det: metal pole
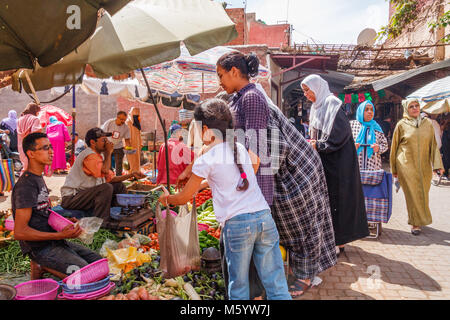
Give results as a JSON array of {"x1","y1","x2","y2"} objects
[
  {"x1": 140, "y1": 68, "x2": 171, "y2": 193},
  {"x1": 71, "y1": 86, "x2": 76, "y2": 162}
]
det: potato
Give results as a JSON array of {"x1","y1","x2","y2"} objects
[
  {"x1": 138, "y1": 287, "x2": 149, "y2": 300},
  {"x1": 126, "y1": 292, "x2": 140, "y2": 300},
  {"x1": 115, "y1": 294, "x2": 126, "y2": 300}
]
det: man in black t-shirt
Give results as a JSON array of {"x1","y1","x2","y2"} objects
[{"x1": 12, "y1": 132, "x2": 102, "y2": 275}]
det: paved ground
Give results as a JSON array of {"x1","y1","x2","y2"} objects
[{"x1": 1, "y1": 172, "x2": 449, "y2": 300}]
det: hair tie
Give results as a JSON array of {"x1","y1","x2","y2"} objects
[{"x1": 241, "y1": 172, "x2": 247, "y2": 180}]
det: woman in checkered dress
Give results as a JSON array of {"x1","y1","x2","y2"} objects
[
  {"x1": 217, "y1": 52, "x2": 337, "y2": 298},
  {"x1": 350, "y1": 101, "x2": 388, "y2": 171}
]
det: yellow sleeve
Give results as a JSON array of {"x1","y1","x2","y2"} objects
[{"x1": 390, "y1": 123, "x2": 401, "y2": 176}]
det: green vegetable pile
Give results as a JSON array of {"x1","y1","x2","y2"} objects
[
  {"x1": 0, "y1": 229, "x2": 120, "y2": 275},
  {"x1": 183, "y1": 271, "x2": 226, "y2": 300},
  {"x1": 69, "y1": 228, "x2": 121, "y2": 252},
  {"x1": 147, "y1": 187, "x2": 180, "y2": 214},
  {"x1": 198, "y1": 230, "x2": 219, "y2": 252},
  {"x1": 0, "y1": 241, "x2": 31, "y2": 274},
  {"x1": 196, "y1": 199, "x2": 219, "y2": 229}
]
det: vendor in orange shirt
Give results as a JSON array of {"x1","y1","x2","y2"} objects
[
  {"x1": 60, "y1": 128, "x2": 145, "y2": 219},
  {"x1": 156, "y1": 125, "x2": 194, "y2": 186}
]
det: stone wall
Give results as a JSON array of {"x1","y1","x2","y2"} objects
[
  {"x1": 386, "y1": 0, "x2": 450, "y2": 60},
  {"x1": 225, "y1": 8, "x2": 246, "y2": 45}
]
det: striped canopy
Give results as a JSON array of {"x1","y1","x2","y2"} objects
[{"x1": 140, "y1": 45, "x2": 271, "y2": 94}]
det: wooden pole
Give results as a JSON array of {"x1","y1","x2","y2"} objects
[
  {"x1": 23, "y1": 70, "x2": 40, "y2": 105},
  {"x1": 97, "y1": 95, "x2": 101, "y2": 127}
]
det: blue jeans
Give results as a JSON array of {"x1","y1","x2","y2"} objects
[{"x1": 223, "y1": 209, "x2": 291, "y2": 300}]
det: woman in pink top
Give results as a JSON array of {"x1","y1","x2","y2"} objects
[
  {"x1": 17, "y1": 103, "x2": 42, "y2": 173},
  {"x1": 46, "y1": 116, "x2": 71, "y2": 174},
  {"x1": 156, "y1": 125, "x2": 194, "y2": 185}
]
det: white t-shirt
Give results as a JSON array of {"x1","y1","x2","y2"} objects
[
  {"x1": 192, "y1": 142, "x2": 270, "y2": 226},
  {"x1": 101, "y1": 118, "x2": 131, "y2": 149}
]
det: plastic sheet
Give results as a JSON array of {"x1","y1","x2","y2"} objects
[{"x1": 77, "y1": 217, "x2": 103, "y2": 245}]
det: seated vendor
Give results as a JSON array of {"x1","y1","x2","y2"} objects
[
  {"x1": 60, "y1": 127, "x2": 145, "y2": 219},
  {"x1": 156, "y1": 125, "x2": 194, "y2": 185},
  {"x1": 12, "y1": 132, "x2": 102, "y2": 275}
]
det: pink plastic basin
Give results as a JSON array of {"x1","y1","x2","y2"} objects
[
  {"x1": 48, "y1": 210, "x2": 74, "y2": 232},
  {"x1": 63, "y1": 259, "x2": 109, "y2": 286},
  {"x1": 15, "y1": 279, "x2": 59, "y2": 300}
]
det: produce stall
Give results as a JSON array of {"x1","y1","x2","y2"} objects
[{"x1": 0, "y1": 182, "x2": 225, "y2": 300}]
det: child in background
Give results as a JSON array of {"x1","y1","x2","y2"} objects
[{"x1": 158, "y1": 98, "x2": 291, "y2": 300}]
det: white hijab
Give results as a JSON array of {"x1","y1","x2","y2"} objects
[{"x1": 301, "y1": 74, "x2": 342, "y2": 140}]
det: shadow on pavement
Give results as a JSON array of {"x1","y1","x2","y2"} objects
[
  {"x1": 363, "y1": 226, "x2": 450, "y2": 247},
  {"x1": 342, "y1": 245, "x2": 441, "y2": 292}
]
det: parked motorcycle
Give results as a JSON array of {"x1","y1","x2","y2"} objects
[{"x1": 0, "y1": 133, "x2": 23, "y2": 173}]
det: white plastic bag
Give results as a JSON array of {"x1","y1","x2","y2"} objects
[{"x1": 77, "y1": 217, "x2": 103, "y2": 244}]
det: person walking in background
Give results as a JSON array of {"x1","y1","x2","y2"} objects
[
  {"x1": 350, "y1": 100, "x2": 388, "y2": 171},
  {"x1": 425, "y1": 113, "x2": 443, "y2": 150},
  {"x1": 46, "y1": 116, "x2": 71, "y2": 174},
  {"x1": 0, "y1": 110, "x2": 19, "y2": 152},
  {"x1": 65, "y1": 133, "x2": 86, "y2": 163},
  {"x1": 125, "y1": 107, "x2": 142, "y2": 173},
  {"x1": 390, "y1": 99, "x2": 444, "y2": 236},
  {"x1": 301, "y1": 74, "x2": 369, "y2": 256},
  {"x1": 101, "y1": 111, "x2": 131, "y2": 176},
  {"x1": 17, "y1": 103, "x2": 42, "y2": 174}
]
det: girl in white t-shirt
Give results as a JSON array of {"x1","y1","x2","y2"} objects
[{"x1": 159, "y1": 98, "x2": 290, "y2": 300}]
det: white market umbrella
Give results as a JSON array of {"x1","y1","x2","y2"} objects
[
  {"x1": 407, "y1": 76, "x2": 450, "y2": 114},
  {"x1": 51, "y1": 76, "x2": 148, "y2": 126}
]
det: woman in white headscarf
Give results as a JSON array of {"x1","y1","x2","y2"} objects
[
  {"x1": 390, "y1": 99, "x2": 443, "y2": 235},
  {"x1": 0, "y1": 110, "x2": 18, "y2": 152},
  {"x1": 301, "y1": 75, "x2": 369, "y2": 255}
]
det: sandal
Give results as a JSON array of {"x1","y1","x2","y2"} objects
[{"x1": 289, "y1": 279, "x2": 311, "y2": 298}]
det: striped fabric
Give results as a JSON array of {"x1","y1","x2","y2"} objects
[
  {"x1": 365, "y1": 197, "x2": 390, "y2": 223},
  {"x1": 0, "y1": 159, "x2": 15, "y2": 192},
  {"x1": 360, "y1": 169, "x2": 384, "y2": 186}
]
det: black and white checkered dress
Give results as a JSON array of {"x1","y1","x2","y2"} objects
[
  {"x1": 267, "y1": 105, "x2": 337, "y2": 280},
  {"x1": 350, "y1": 120, "x2": 388, "y2": 171}
]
